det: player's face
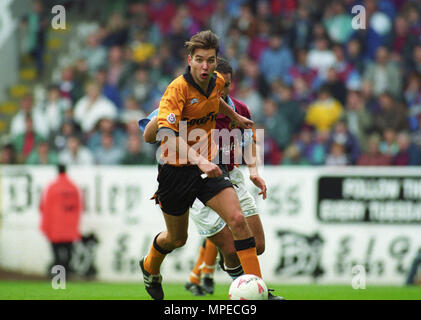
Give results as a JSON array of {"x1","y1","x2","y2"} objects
[
  {"x1": 220, "y1": 72, "x2": 232, "y2": 99},
  {"x1": 188, "y1": 48, "x2": 217, "y2": 88}
]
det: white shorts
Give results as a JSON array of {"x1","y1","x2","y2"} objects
[{"x1": 190, "y1": 166, "x2": 258, "y2": 237}]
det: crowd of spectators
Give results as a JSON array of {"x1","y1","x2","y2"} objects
[{"x1": 2, "y1": 0, "x2": 421, "y2": 167}]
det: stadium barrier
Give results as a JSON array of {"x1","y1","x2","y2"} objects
[{"x1": 1, "y1": 165, "x2": 420, "y2": 285}]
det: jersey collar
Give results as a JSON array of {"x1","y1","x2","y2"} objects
[{"x1": 183, "y1": 66, "x2": 217, "y2": 98}]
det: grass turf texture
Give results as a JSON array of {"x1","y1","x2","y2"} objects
[{"x1": 0, "y1": 281, "x2": 420, "y2": 300}]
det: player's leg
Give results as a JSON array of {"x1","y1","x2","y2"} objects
[
  {"x1": 244, "y1": 214, "x2": 265, "y2": 255},
  {"x1": 144, "y1": 210, "x2": 189, "y2": 271},
  {"x1": 141, "y1": 164, "x2": 199, "y2": 300},
  {"x1": 201, "y1": 238, "x2": 218, "y2": 294},
  {"x1": 205, "y1": 187, "x2": 262, "y2": 278},
  {"x1": 141, "y1": 210, "x2": 189, "y2": 300},
  {"x1": 185, "y1": 239, "x2": 206, "y2": 296},
  {"x1": 208, "y1": 225, "x2": 244, "y2": 280}
]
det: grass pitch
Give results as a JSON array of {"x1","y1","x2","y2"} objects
[{"x1": 0, "y1": 281, "x2": 420, "y2": 300}]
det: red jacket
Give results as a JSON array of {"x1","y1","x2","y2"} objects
[{"x1": 40, "y1": 173, "x2": 83, "y2": 243}]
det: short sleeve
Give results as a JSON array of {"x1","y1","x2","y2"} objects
[{"x1": 157, "y1": 82, "x2": 186, "y2": 133}]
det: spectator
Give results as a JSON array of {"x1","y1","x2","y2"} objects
[
  {"x1": 93, "y1": 133, "x2": 125, "y2": 165},
  {"x1": 408, "y1": 44, "x2": 421, "y2": 74},
  {"x1": 10, "y1": 94, "x2": 48, "y2": 139},
  {"x1": 326, "y1": 120, "x2": 361, "y2": 165},
  {"x1": 235, "y1": 82, "x2": 264, "y2": 123},
  {"x1": 58, "y1": 66, "x2": 84, "y2": 104},
  {"x1": 12, "y1": 115, "x2": 44, "y2": 164},
  {"x1": 285, "y1": 48, "x2": 320, "y2": 92},
  {"x1": 305, "y1": 85, "x2": 343, "y2": 133},
  {"x1": 40, "y1": 164, "x2": 83, "y2": 278},
  {"x1": 130, "y1": 30, "x2": 156, "y2": 64},
  {"x1": 73, "y1": 81, "x2": 118, "y2": 135},
  {"x1": 210, "y1": 0, "x2": 232, "y2": 41},
  {"x1": 307, "y1": 130, "x2": 329, "y2": 165},
  {"x1": 288, "y1": 6, "x2": 312, "y2": 50},
  {"x1": 357, "y1": 133, "x2": 391, "y2": 166},
  {"x1": 342, "y1": 90, "x2": 373, "y2": 150},
  {"x1": 379, "y1": 128, "x2": 399, "y2": 157},
  {"x1": 26, "y1": 140, "x2": 58, "y2": 165},
  {"x1": 307, "y1": 37, "x2": 336, "y2": 81},
  {"x1": 123, "y1": 66, "x2": 158, "y2": 109},
  {"x1": 372, "y1": 92, "x2": 408, "y2": 134},
  {"x1": 101, "y1": 12, "x2": 129, "y2": 47},
  {"x1": 346, "y1": 38, "x2": 366, "y2": 76},
  {"x1": 95, "y1": 68, "x2": 122, "y2": 110},
  {"x1": 58, "y1": 135, "x2": 94, "y2": 165},
  {"x1": 122, "y1": 134, "x2": 156, "y2": 165},
  {"x1": 259, "y1": 97, "x2": 292, "y2": 150},
  {"x1": 325, "y1": 142, "x2": 348, "y2": 166},
  {"x1": 37, "y1": 84, "x2": 71, "y2": 137},
  {"x1": 80, "y1": 33, "x2": 107, "y2": 73},
  {"x1": 393, "y1": 131, "x2": 411, "y2": 165},
  {"x1": 51, "y1": 120, "x2": 81, "y2": 153},
  {"x1": 146, "y1": 0, "x2": 177, "y2": 35},
  {"x1": 323, "y1": 2, "x2": 353, "y2": 45},
  {"x1": 106, "y1": 45, "x2": 131, "y2": 89},
  {"x1": 282, "y1": 144, "x2": 309, "y2": 165},
  {"x1": 332, "y1": 43, "x2": 355, "y2": 85},
  {"x1": 404, "y1": 72, "x2": 421, "y2": 131},
  {"x1": 26, "y1": 0, "x2": 47, "y2": 77},
  {"x1": 271, "y1": 82, "x2": 304, "y2": 135},
  {"x1": 363, "y1": 46, "x2": 402, "y2": 97},
  {"x1": 87, "y1": 118, "x2": 127, "y2": 152},
  {"x1": 119, "y1": 96, "x2": 147, "y2": 125},
  {"x1": 325, "y1": 67, "x2": 347, "y2": 105},
  {"x1": 0, "y1": 143, "x2": 17, "y2": 164},
  {"x1": 247, "y1": 19, "x2": 271, "y2": 62},
  {"x1": 259, "y1": 33, "x2": 294, "y2": 86}
]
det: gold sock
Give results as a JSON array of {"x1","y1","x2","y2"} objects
[
  {"x1": 234, "y1": 237, "x2": 262, "y2": 278},
  {"x1": 202, "y1": 239, "x2": 218, "y2": 276},
  {"x1": 143, "y1": 234, "x2": 171, "y2": 275},
  {"x1": 189, "y1": 244, "x2": 206, "y2": 285}
]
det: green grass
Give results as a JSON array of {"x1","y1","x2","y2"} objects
[{"x1": 0, "y1": 281, "x2": 420, "y2": 300}]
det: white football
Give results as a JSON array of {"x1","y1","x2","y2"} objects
[{"x1": 229, "y1": 274, "x2": 268, "y2": 300}]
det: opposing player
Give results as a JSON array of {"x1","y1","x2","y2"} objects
[
  {"x1": 140, "y1": 58, "x2": 283, "y2": 300},
  {"x1": 139, "y1": 30, "x2": 261, "y2": 301}
]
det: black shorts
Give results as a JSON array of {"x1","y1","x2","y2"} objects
[{"x1": 154, "y1": 163, "x2": 233, "y2": 216}]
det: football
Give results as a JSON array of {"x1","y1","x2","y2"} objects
[{"x1": 229, "y1": 274, "x2": 268, "y2": 300}]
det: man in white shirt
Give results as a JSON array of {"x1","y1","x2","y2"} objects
[{"x1": 73, "y1": 81, "x2": 118, "y2": 134}]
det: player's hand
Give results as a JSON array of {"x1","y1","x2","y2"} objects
[
  {"x1": 198, "y1": 161, "x2": 222, "y2": 178},
  {"x1": 250, "y1": 175, "x2": 267, "y2": 200},
  {"x1": 236, "y1": 114, "x2": 253, "y2": 129}
]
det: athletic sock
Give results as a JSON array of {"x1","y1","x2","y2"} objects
[
  {"x1": 189, "y1": 240, "x2": 206, "y2": 285},
  {"x1": 202, "y1": 239, "x2": 217, "y2": 277},
  {"x1": 234, "y1": 237, "x2": 262, "y2": 278},
  {"x1": 144, "y1": 233, "x2": 172, "y2": 275},
  {"x1": 224, "y1": 264, "x2": 244, "y2": 280}
]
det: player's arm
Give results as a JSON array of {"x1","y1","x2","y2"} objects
[
  {"x1": 144, "y1": 116, "x2": 158, "y2": 143},
  {"x1": 219, "y1": 98, "x2": 253, "y2": 129},
  {"x1": 243, "y1": 125, "x2": 267, "y2": 199}
]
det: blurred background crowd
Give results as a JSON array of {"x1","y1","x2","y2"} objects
[{"x1": 1, "y1": 0, "x2": 421, "y2": 167}]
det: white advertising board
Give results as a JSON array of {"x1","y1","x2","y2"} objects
[{"x1": 1, "y1": 165, "x2": 420, "y2": 285}]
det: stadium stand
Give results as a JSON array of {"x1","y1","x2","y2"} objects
[{"x1": 1, "y1": 0, "x2": 421, "y2": 166}]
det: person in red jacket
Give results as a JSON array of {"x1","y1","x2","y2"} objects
[{"x1": 40, "y1": 164, "x2": 83, "y2": 277}]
